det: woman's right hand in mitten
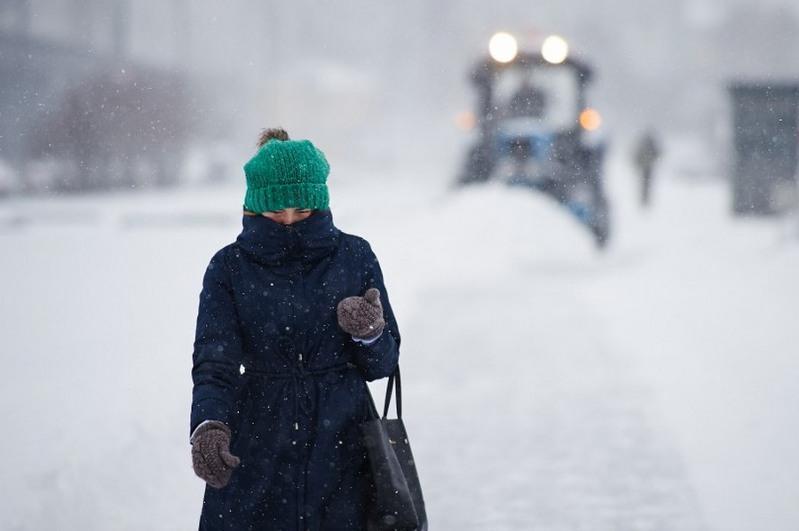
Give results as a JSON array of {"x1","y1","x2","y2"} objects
[{"x1": 190, "y1": 420, "x2": 240, "y2": 489}]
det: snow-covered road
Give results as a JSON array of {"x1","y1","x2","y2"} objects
[
  {"x1": 405, "y1": 279, "x2": 705, "y2": 530},
  {"x1": 1, "y1": 155, "x2": 797, "y2": 530}
]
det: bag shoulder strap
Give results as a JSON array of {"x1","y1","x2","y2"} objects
[{"x1": 382, "y1": 365, "x2": 402, "y2": 419}]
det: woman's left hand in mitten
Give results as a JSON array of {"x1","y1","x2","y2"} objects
[{"x1": 337, "y1": 288, "x2": 385, "y2": 340}]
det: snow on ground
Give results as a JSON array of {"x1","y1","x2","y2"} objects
[
  {"x1": 0, "y1": 151, "x2": 797, "y2": 530},
  {"x1": 581, "y1": 158, "x2": 799, "y2": 531}
]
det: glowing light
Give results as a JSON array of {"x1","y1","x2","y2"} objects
[
  {"x1": 454, "y1": 111, "x2": 476, "y2": 131},
  {"x1": 579, "y1": 108, "x2": 602, "y2": 131},
  {"x1": 541, "y1": 35, "x2": 569, "y2": 64},
  {"x1": 489, "y1": 32, "x2": 518, "y2": 63}
]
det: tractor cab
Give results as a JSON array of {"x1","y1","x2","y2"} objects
[{"x1": 457, "y1": 33, "x2": 610, "y2": 248}]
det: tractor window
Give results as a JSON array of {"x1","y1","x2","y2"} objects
[{"x1": 493, "y1": 65, "x2": 579, "y2": 130}]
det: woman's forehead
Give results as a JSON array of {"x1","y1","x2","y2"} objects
[{"x1": 267, "y1": 208, "x2": 313, "y2": 213}]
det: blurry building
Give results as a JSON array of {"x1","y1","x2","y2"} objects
[
  {"x1": 728, "y1": 83, "x2": 799, "y2": 216},
  {"x1": 0, "y1": 0, "x2": 201, "y2": 192},
  {"x1": 0, "y1": 0, "x2": 104, "y2": 186}
]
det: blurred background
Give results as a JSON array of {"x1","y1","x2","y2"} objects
[{"x1": 1, "y1": 1, "x2": 798, "y2": 530}]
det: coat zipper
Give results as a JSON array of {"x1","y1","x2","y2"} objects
[
  {"x1": 295, "y1": 353, "x2": 303, "y2": 431},
  {"x1": 294, "y1": 255, "x2": 308, "y2": 531}
]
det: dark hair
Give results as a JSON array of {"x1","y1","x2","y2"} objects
[{"x1": 257, "y1": 127, "x2": 290, "y2": 147}]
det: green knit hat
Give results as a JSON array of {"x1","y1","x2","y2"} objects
[{"x1": 243, "y1": 139, "x2": 330, "y2": 213}]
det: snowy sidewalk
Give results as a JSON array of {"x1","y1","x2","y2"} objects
[{"x1": 400, "y1": 267, "x2": 706, "y2": 530}]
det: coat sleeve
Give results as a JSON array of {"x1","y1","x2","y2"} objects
[
  {"x1": 351, "y1": 242, "x2": 401, "y2": 381},
  {"x1": 189, "y1": 249, "x2": 244, "y2": 437}
]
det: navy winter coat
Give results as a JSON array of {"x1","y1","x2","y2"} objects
[{"x1": 190, "y1": 209, "x2": 400, "y2": 530}]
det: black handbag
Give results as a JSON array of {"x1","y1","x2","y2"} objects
[{"x1": 360, "y1": 366, "x2": 428, "y2": 531}]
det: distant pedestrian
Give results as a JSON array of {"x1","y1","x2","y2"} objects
[
  {"x1": 189, "y1": 128, "x2": 401, "y2": 530},
  {"x1": 633, "y1": 130, "x2": 661, "y2": 207}
]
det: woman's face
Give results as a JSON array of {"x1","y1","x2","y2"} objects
[{"x1": 262, "y1": 208, "x2": 313, "y2": 225}]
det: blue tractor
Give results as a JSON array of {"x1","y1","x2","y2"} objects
[{"x1": 456, "y1": 34, "x2": 611, "y2": 248}]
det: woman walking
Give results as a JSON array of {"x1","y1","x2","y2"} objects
[{"x1": 189, "y1": 128, "x2": 400, "y2": 530}]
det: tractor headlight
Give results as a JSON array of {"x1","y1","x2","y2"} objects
[
  {"x1": 542, "y1": 35, "x2": 569, "y2": 64},
  {"x1": 489, "y1": 32, "x2": 518, "y2": 63}
]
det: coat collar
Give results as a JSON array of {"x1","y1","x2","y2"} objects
[{"x1": 235, "y1": 209, "x2": 340, "y2": 265}]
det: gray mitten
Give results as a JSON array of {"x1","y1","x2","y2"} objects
[
  {"x1": 337, "y1": 287, "x2": 386, "y2": 340},
  {"x1": 190, "y1": 420, "x2": 240, "y2": 489}
]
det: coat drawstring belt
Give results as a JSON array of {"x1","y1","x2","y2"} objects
[{"x1": 245, "y1": 361, "x2": 354, "y2": 430}]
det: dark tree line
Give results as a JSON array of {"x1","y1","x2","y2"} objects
[{"x1": 28, "y1": 64, "x2": 192, "y2": 192}]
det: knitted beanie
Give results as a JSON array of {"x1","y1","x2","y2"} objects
[{"x1": 243, "y1": 139, "x2": 330, "y2": 213}]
